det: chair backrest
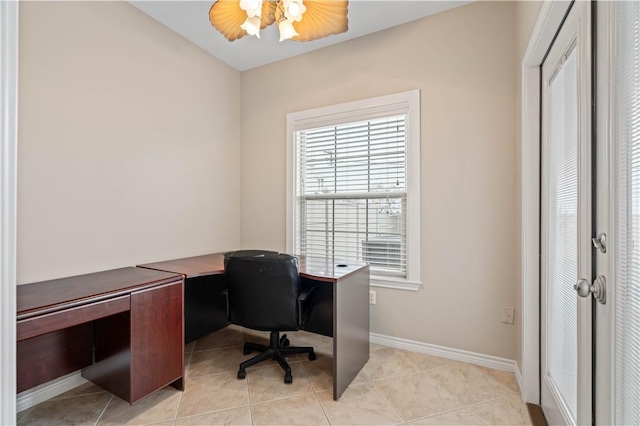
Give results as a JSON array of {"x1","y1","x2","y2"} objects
[{"x1": 224, "y1": 250, "x2": 302, "y2": 331}]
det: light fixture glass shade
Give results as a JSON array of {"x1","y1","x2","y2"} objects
[
  {"x1": 240, "y1": 15, "x2": 262, "y2": 38},
  {"x1": 239, "y1": 0, "x2": 262, "y2": 17},
  {"x1": 283, "y1": 0, "x2": 306, "y2": 22},
  {"x1": 278, "y1": 18, "x2": 298, "y2": 41}
]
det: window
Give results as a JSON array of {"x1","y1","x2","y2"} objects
[{"x1": 286, "y1": 90, "x2": 421, "y2": 290}]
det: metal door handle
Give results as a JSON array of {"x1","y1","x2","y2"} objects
[
  {"x1": 574, "y1": 276, "x2": 606, "y2": 304},
  {"x1": 592, "y1": 233, "x2": 607, "y2": 253}
]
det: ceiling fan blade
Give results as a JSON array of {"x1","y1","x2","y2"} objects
[
  {"x1": 291, "y1": 1, "x2": 348, "y2": 42},
  {"x1": 209, "y1": 0, "x2": 248, "y2": 41}
]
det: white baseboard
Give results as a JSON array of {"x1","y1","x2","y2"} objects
[
  {"x1": 16, "y1": 371, "x2": 87, "y2": 413},
  {"x1": 17, "y1": 334, "x2": 523, "y2": 413},
  {"x1": 370, "y1": 332, "x2": 518, "y2": 374},
  {"x1": 514, "y1": 362, "x2": 526, "y2": 396}
]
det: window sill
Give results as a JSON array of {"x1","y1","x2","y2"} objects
[{"x1": 370, "y1": 276, "x2": 421, "y2": 291}]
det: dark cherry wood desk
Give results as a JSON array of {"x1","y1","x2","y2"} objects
[
  {"x1": 138, "y1": 252, "x2": 370, "y2": 400},
  {"x1": 17, "y1": 267, "x2": 185, "y2": 405}
]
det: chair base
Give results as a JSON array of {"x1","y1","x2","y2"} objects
[{"x1": 238, "y1": 331, "x2": 316, "y2": 384}]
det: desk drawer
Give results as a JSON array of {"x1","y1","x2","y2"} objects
[{"x1": 17, "y1": 295, "x2": 130, "y2": 341}]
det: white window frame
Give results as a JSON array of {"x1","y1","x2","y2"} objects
[{"x1": 286, "y1": 90, "x2": 421, "y2": 291}]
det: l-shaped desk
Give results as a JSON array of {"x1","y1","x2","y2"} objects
[
  {"x1": 138, "y1": 253, "x2": 371, "y2": 401},
  {"x1": 17, "y1": 252, "x2": 370, "y2": 403}
]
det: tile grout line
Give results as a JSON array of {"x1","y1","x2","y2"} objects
[
  {"x1": 368, "y1": 369, "x2": 423, "y2": 383},
  {"x1": 310, "y1": 386, "x2": 332, "y2": 425},
  {"x1": 172, "y1": 346, "x2": 194, "y2": 426},
  {"x1": 300, "y1": 361, "x2": 332, "y2": 425},
  {"x1": 403, "y1": 380, "x2": 479, "y2": 426},
  {"x1": 369, "y1": 375, "x2": 408, "y2": 424},
  {"x1": 470, "y1": 409, "x2": 491, "y2": 426},
  {"x1": 93, "y1": 394, "x2": 114, "y2": 426},
  {"x1": 246, "y1": 373, "x2": 255, "y2": 426},
  {"x1": 373, "y1": 366, "x2": 497, "y2": 425},
  {"x1": 173, "y1": 344, "x2": 195, "y2": 426},
  {"x1": 250, "y1": 389, "x2": 318, "y2": 406},
  {"x1": 188, "y1": 345, "x2": 307, "y2": 380},
  {"x1": 469, "y1": 364, "x2": 520, "y2": 397},
  {"x1": 463, "y1": 393, "x2": 526, "y2": 409},
  {"x1": 175, "y1": 367, "x2": 252, "y2": 423},
  {"x1": 420, "y1": 367, "x2": 472, "y2": 419},
  {"x1": 171, "y1": 392, "x2": 182, "y2": 426},
  {"x1": 465, "y1": 394, "x2": 527, "y2": 426},
  {"x1": 420, "y1": 362, "x2": 519, "y2": 405},
  {"x1": 409, "y1": 393, "x2": 526, "y2": 426}
]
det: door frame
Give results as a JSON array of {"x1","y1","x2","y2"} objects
[
  {"x1": 0, "y1": 0, "x2": 18, "y2": 424},
  {"x1": 520, "y1": 0, "x2": 574, "y2": 404}
]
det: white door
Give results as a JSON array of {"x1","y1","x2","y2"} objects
[
  {"x1": 599, "y1": 1, "x2": 640, "y2": 424},
  {"x1": 540, "y1": 2, "x2": 592, "y2": 424}
]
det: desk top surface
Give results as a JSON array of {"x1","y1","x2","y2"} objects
[
  {"x1": 17, "y1": 267, "x2": 182, "y2": 319},
  {"x1": 138, "y1": 253, "x2": 368, "y2": 283}
]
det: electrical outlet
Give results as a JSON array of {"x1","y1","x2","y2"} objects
[
  {"x1": 502, "y1": 307, "x2": 515, "y2": 324},
  {"x1": 369, "y1": 290, "x2": 376, "y2": 305}
]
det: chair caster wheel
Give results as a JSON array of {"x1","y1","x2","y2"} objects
[
  {"x1": 284, "y1": 374, "x2": 293, "y2": 384},
  {"x1": 309, "y1": 352, "x2": 317, "y2": 361},
  {"x1": 280, "y1": 335, "x2": 290, "y2": 347},
  {"x1": 237, "y1": 370, "x2": 246, "y2": 380}
]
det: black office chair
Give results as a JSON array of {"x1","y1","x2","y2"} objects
[{"x1": 224, "y1": 250, "x2": 317, "y2": 384}]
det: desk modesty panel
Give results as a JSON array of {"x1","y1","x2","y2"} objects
[
  {"x1": 138, "y1": 252, "x2": 370, "y2": 400},
  {"x1": 17, "y1": 267, "x2": 185, "y2": 405}
]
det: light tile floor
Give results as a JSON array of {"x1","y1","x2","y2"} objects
[{"x1": 18, "y1": 326, "x2": 532, "y2": 425}]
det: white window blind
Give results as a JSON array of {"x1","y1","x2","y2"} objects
[
  {"x1": 615, "y1": 2, "x2": 640, "y2": 424},
  {"x1": 287, "y1": 90, "x2": 421, "y2": 290},
  {"x1": 546, "y1": 43, "x2": 579, "y2": 423},
  {"x1": 295, "y1": 115, "x2": 407, "y2": 277}
]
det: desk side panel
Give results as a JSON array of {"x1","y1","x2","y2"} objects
[
  {"x1": 334, "y1": 266, "x2": 370, "y2": 400},
  {"x1": 130, "y1": 280, "x2": 184, "y2": 404}
]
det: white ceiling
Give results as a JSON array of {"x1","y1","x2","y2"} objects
[{"x1": 130, "y1": 1, "x2": 472, "y2": 71}]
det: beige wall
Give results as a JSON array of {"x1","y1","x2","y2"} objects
[
  {"x1": 17, "y1": 1, "x2": 241, "y2": 283},
  {"x1": 17, "y1": 0, "x2": 533, "y2": 361},
  {"x1": 514, "y1": 0, "x2": 543, "y2": 370},
  {"x1": 241, "y1": 1, "x2": 518, "y2": 359}
]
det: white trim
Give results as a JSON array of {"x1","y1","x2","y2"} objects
[
  {"x1": 520, "y1": 0, "x2": 572, "y2": 405},
  {"x1": 0, "y1": 1, "x2": 18, "y2": 424},
  {"x1": 16, "y1": 372, "x2": 88, "y2": 413},
  {"x1": 288, "y1": 101, "x2": 412, "y2": 132},
  {"x1": 514, "y1": 363, "x2": 524, "y2": 399},
  {"x1": 370, "y1": 276, "x2": 421, "y2": 291},
  {"x1": 594, "y1": 3, "x2": 614, "y2": 424},
  {"x1": 370, "y1": 332, "x2": 518, "y2": 374},
  {"x1": 286, "y1": 90, "x2": 421, "y2": 290}
]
